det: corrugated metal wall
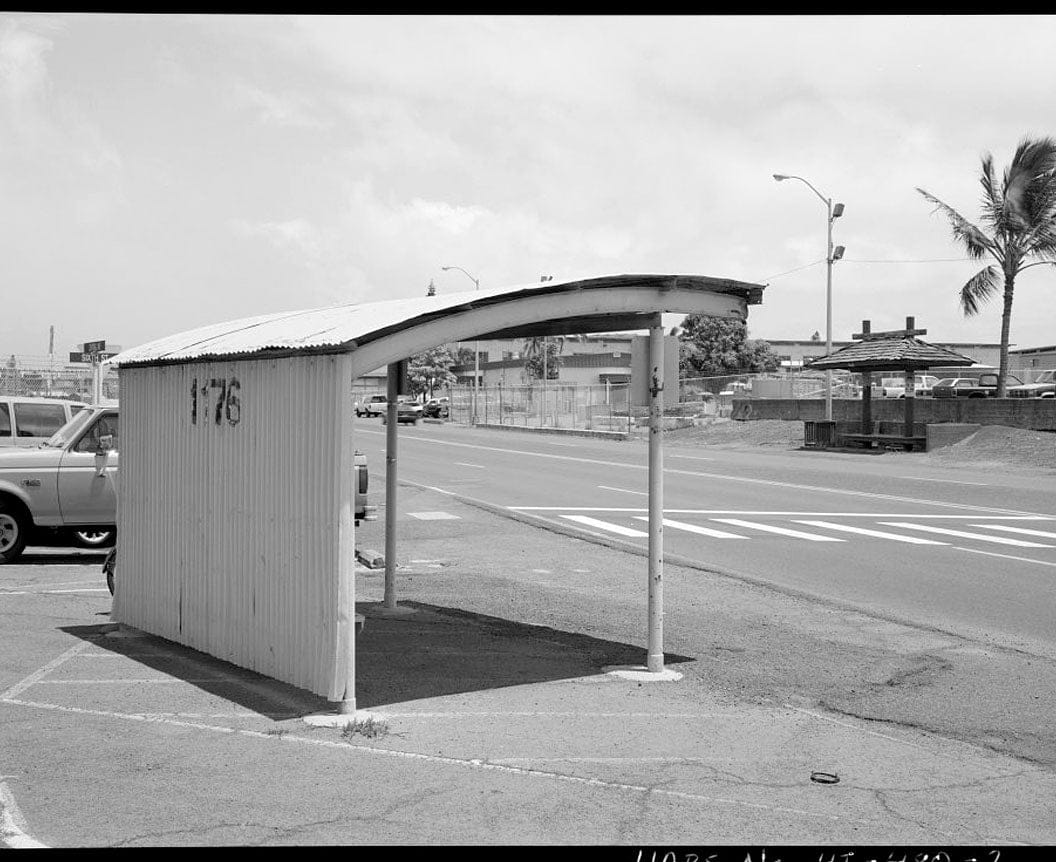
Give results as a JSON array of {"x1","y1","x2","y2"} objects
[{"x1": 113, "y1": 354, "x2": 355, "y2": 700}]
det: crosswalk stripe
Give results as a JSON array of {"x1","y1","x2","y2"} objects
[
  {"x1": 792, "y1": 520, "x2": 948, "y2": 545},
  {"x1": 972, "y1": 524, "x2": 1056, "y2": 540},
  {"x1": 709, "y1": 519, "x2": 844, "y2": 542},
  {"x1": 880, "y1": 522, "x2": 1054, "y2": 548},
  {"x1": 561, "y1": 515, "x2": 648, "y2": 537},
  {"x1": 633, "y1": 516, "x2": 747, "y2": 539}
]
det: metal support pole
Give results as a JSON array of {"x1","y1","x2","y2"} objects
[
  {"x1": 383, "y1": 363, "x2": 399, "y2": 609},
  {"x1": 647, "y1": 315, "x2": 665, "y2": 673},
  {"x1": 825, "y1": 198, "x2": 834, "y2": 422},
  {"x1": 473, "y1": 341, "x2": 480, "y2": 424},
  {"x1": 92, "y1": 359, "x2": 103, "y2": 404}
]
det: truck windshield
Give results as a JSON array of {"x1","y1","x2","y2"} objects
[{"x1": 41, "y1": 408, "x2": 95, "y2": 448}]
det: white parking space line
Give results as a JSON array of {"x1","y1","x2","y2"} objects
[
  {"x1": 972, "y1": 524, "x2": 1056, "y2": 540},
  {"x1": 954, "y1": 547, "x2": 1056, "y2": 568},
  {"x1": 598, "y1": 485, "x2": 648, "y2": 496},
  {"x1": 793, "y1": 521, "x2": 948, "y2": 545},
  {"x1": 561, "y1": 515, "x2": 648, "y2": 537},
  {"x1": 881, "y1": 523, "x2": 1055, "y2": 548},
  {"x1": 633, "y1": 517, "x2": 747, "y2": 539},
  {"x1": 897, "y1": 476, "x2": 990, "y2": 486},
  {"x1": 454, "y1": 462, "x2": 487, "y2": 469},
  {"x1": 710, "y1": 519, "x2": 844, "y2": 542},
  {"x1": 407, "y1": 511, "x2": 461, "y2": 520}
]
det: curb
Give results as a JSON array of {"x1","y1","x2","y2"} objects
[{"x1": 471, "y1": 422, "x2": 630, "y2": 441}]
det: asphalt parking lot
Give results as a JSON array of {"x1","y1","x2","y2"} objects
[{"x1": 4, "y1": 495, "x2": 1056, "y2": 847}]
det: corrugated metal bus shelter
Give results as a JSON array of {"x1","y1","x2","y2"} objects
[{"x1": 108, "y1": 274, "x2": 764, "y2": 713}]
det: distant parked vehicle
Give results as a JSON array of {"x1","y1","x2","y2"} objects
[
  {"x1": 423, "y1": 396, "x2": 450, "y2": 418},
  {"x1": 1008, "y1": 370, "x2": 1056, "y2": 398},
  {"x1": 0, "y1": 397, "x2": 87, "y2": 448},
  {"x1": 355, "y1": 394, "x2": 388, "y2": 418},
  {"x1": 381, "y1": 397, "x2": 423, "y2": 425},
  {"x1": 879, "y1": 374, "x2": 939, "y2": 398},
  {"x1": 932, "y1": 373, "x2": 1022, "y2": 398}
]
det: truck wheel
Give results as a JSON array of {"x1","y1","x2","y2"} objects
[
  {"x1": 0, "y1": 502, "x2": 29, "y2": 565},
  {"x1": 72, "y1": 529, "x2": 115, "y2": 549},
  {"x1": 103, "y1": 549, "x2": 116, "y2": 595}
]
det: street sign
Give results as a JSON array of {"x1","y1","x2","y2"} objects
[
  {"x1": 69, "y1": 350, "x2": 117, "y2": 364},
  {"x1": 82, "y1": 340, "x2": 106, "y2": 355}
]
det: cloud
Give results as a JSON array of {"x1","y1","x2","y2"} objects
[{"x1": 232, "y1": 80, "x2": 333, "y2": 129}]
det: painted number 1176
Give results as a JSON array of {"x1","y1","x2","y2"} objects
[{"x1": 190, "y1": 377, "x2": 241, "y2": 426}]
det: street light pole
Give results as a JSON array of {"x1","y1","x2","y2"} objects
[
  {"x1": 773, "y1": 174, "x2": 844, "y2": 422},
  {"x1": 441, "y1": 265, "x2": 481, "y2": 424}
]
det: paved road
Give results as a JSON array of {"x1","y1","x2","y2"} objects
[{"x1": 354, "y1": 421, "x2": 1056, "y2": 657}]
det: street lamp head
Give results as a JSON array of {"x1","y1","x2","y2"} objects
[
  {"x1": 832, "y1": 202, "x2": 845, "y2": 218},
  {"x1": 773, "y1": 174, "x2": 789, "y2": 181},
  {"x1": 441, "y1": 266, "x2": 452, "y2": 271}
]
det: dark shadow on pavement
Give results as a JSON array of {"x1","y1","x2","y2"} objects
[
  {"x1": 59, "y1": 604, "x2": 694, "y2": 718},
  {"x1": 355, "y1": 601, "x2": 694, "y2": 710},
  {"x1": 17, "y1": 550, "x2": 109, "y2": 566}
]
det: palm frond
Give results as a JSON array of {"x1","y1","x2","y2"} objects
[
  {"x1": 916, "y1": 188, "x2": 997, "y2": 260},
  {"x1": 959, "y1": 266, "x2": 1002, "y2": 316},
  {"x1": 978, "y1": 152, "x2": 1003, "y2": 227},
  {"x1": 1002, "y1": 136, "x2": 1056, "y2": 229}
]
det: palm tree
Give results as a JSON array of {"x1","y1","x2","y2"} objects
[{"x1": 918, "y1": 136, "x2": 1056, "y2": 395}]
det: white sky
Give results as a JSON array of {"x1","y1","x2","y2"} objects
[{"x1": 3, "y1": 13, "x2": 1056, "y2": 358}]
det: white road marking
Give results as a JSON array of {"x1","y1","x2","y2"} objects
[
  {"x1": 509, "y1": 509, "x2": 1052, "y2": 519},
  {"x1": 710, "y1": 519, "x2": 844, "y2": 542},
  {"x1": 454, "y1": 462, "x2": 487, "y2": 469},
  {"x1": 668, "y1": 453, "x2": 713, "y2": 461},
  {"x1": 407, "y1": 511, "x2": 461, "y2": 520},
  {"x1": 633, "y1": 517, "x2": 747, "y2": 539},
  {"x1": 0, "y1": 781, "x2": 48, "y2": 849},
  {"x1": 972, "y1": 524, "x2": 1056, "y2": 540},
  {"x1": 954, "y1": 547, "x2": 1056, "y2": 568},
  {"x1": 792, "y1": 521, "x2": 948, "y2": 545},
  {"x1": 360, "y1": 430, "x2": 1046, "y2": 516},
  {"x1": 897, "y1": 476, "x2": 990, "y2": 486},
  {"x1": 881, "y1": 523, "x2": 1054, "y2": 548},
  {"x1": 424, "y1": 485, "x2": 456, "y2": 496},
  {"x1": 561, "y1": 515, "x2": 647, "y2": 537},
  {"x1": 598, "y1": 485, "x2": 647, "y2": 496},
  {"x1": 531, "y1": 569, "x2": 552, "y2": 574}
]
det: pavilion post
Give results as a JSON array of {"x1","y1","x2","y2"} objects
[
  {"x1": 903, "y1": 317, "x2": 915, "y2": 439},
  {"x1": 647, "y1": 313, "x2": 665, "y2": 673},
  {"x1": 860, "y1": 321, "x2": 872, "y2": 434}
]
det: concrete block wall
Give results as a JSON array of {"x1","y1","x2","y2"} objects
[{"x1": 732, "y1": 397, "x2": 1056, "y2": 430}]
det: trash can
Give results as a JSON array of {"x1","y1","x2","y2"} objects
[{"x1": 804, "y1": 420, "x2": 837, "y2": 448}]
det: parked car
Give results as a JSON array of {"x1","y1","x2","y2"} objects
[
  {"x1": 0, "y1": 406, "x2": 375, "y2": 565},
  {"x1": 355, "y1": 394, "x2": 388, "y2": 418},
  {"x1": 0, "y1": 396, "x2": 87, "y2": 448},
  {"x1": 932, "y1": 373, "x2": 1022, "y2": 398},
  {"x1": 381, "y1": 397, "x2": 423, "y2": 425},
  {"x1": 879, "y1": 375, "x2": 939, "y2": 398},
  {"x1": 423, "y1": 396, "x2": 450, "y2": 418},
  {"x1": 1008, "y1": 370, "x2": 1056, "y2": 398}
]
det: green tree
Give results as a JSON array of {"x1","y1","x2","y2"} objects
[
  {"x1": 677, "y1": 315, "x2": 779, "y2": 377},
  {"x1": 522, "y1": 336, "x2": 562, "y2": 382},
  {"x1": 407, "y1": 345, "x2": 458, "y2": 398},
  {"x1": 918, "y1": 136, "x2": 1056, "y2": 396}
]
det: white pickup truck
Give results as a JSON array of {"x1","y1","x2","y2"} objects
[{"x1": 0, "y1": 405, "x2": 375, "y2": 564}]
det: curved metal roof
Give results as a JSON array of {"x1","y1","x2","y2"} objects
[{"x1": 109, "y1": 273, "x2": 764, "y2": 369}]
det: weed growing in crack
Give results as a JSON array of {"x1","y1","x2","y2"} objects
[{"x1": 342, "y1": 717, "x2": 389, "y2": 740}]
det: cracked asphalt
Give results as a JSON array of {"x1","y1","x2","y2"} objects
[{"x1": 3, "y1": 474, "x2": 1056, "y2": 844}]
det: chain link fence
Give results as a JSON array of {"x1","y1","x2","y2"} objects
[
  {"x1": 0, "y1": 355, "x2": 119, "y2": 401},
  {"x1": 446, "y1": 381, "x2": 635, "y2": 432}
]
